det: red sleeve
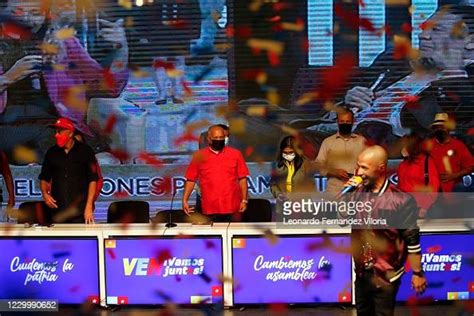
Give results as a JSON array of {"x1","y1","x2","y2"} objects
[
  {"x1": 236, "y1": 151, "x2": 250, "y2": 179},
  {"x1": 456, "y1": 140, "x2": 474, "y2": 169},
  {"x1": 184, "y1": 154, "x2": 200, "y2": 182}
]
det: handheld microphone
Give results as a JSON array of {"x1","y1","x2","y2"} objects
[
  {"x1": 337, "y1": 176, "x2": 363, "y2": 198},
  {"x1": 165, "y1": 189, "x2": 178, "y2": 228}
]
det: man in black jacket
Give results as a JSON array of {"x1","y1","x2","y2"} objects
[{"x1": 345, "y1": 146, "x2": 427, "y2": 316}]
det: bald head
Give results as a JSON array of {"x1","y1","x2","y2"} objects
[
  {"x1": 358, "y1": 145, "x2": 388, "y2": 167},
  {"x1": 207, "y1": 125, "x2": 226, "y2": 151},
  {"x1": 356, "y1": 145, "x2": 388, "y2": 188}
]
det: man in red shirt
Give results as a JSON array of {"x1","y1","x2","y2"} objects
[
  {"x1": 428, "y1": 113, "x2": 474, "y2": 193},
  {"x1": 182, "y1": 125, "x2": 250, "y2": 222}
]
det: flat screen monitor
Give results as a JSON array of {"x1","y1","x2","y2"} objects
[
  {"x1": 231, "y1": 235, "x2": 352, "y2": 304},
  {"x1": 397, "y1": 233, "x2": 474, "y2": 302},
  {"x1": 104, "y1": 236, "x2": 223, "y2": 305},
  {"x1": 0, "y1": 237, "x2": 100, "y2": 304}
]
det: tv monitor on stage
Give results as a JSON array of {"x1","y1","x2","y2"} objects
[
  {"x1": 397, "y1": 233, "x2": 474, "y2": 302},
  {"x1": 104, "y1": 236, "x2": 223, "y2": 305},
  {"x1": 0, "y1": 237, "x2": 100, "y2": 304},
  {"x1": 231, "y1": 235, "x2": 352, "y2": 305}
]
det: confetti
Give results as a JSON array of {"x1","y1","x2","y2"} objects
[
  {"x1": 247, "y1": 38, "x2": 284, "y2": 55},
  {"x1": 174, "y1": 132, "x2": 199, "y2": 146},
  {"x1": 228, "y1": 118, "x2": 246, "y2": 135},
  {"x1": 39, "y1": 42, "x2": 60, "y2": 55},
  {"x1": 335, "y1": 4, "x2": 381, "y2": 35},
  {"x1": 280, "y1": 19, "x2": 305, "y2": 32},
  {"x1": 0, "y1": 22, "x2": 32, "y2": 40},
  {"x1": 138, "y1": 151, "x2": 164, "y2": 169},
  {"x1": 103, "y1": 114, "x2": 118, "y2": 134},
  {"x1": 55, "y1": 28, "x2": 75, "y2": 40}
]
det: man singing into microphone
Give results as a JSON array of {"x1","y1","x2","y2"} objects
[
  {"x1": 344, "y1": 146, "x2": 426, "y2": 316},
  {"x1": 182, "y1": 125, "x2": 249, "y2": 222}
]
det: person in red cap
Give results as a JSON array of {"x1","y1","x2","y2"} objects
[{"x1": 38, "y1": 118, "x2": 99, "y2": 224}]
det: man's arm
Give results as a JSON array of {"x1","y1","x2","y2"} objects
[
  {"x1": 84, "y1": 181, "x2": 97, "y2": 224},
  {"x1": 0, "y1": 152, "x2": 15, "y2": 207},
  {"x1": 182, "y1": 180, "x2": 196, "y2": 215},
  {"x1": 239, "y1": 177, "x2": 248, "y2": 213},
  {"x1": 399, "y1": 196, "x2": 426, "y2": 294},
  {"x1": 40, "y1": 180, "x2": 57, "y2": 209}
]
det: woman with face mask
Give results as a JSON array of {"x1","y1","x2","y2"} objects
[
  {"x1": 270, "y1": 136, "x2": 315, "y2": 206},
  {"x1": 397, "y1": 132, "x2": 440, "y2": 218}
]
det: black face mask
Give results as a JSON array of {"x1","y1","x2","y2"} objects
[
  {"x1": 434, "y1": 130, "x2": 448, "y2": 143},
  {"x1": 210, "y1": 139, "x2": 225, "y2": 151},
  {"x1": 338, "y1": 123, "x2": 353, "y2": 136}
]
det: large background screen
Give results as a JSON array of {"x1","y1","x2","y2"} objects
[
  {"x1": 397, "y1": 233, "x2": 474, "y2": 302},
  {"x1": 231, "y1": 235, "x2": 352, "y2": 304},
  {"x1": 104, "y1": 236, "x2": 223, "y2": 305},
  {"x1": 0, "y1": 238, "x2": 99, "y2": 304}
]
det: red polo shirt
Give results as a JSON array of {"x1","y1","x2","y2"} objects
[
  {"x1": 185, "y1": 147, "x2": 250, "y2": 215},
  {"x1": 429, "y1": 137, "x2": 474, "y2": 192}
]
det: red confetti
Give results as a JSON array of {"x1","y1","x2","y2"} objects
[
  {"x1": 102, "y1": 69, "x2": 116, "y2": 91},
  {"x1": 268, "y1": 15, "x2": 281, "y2": 23},
  {"x1": 401, "y1": 22, "x2": 413, "y2": 33},
  {"x1": 138, "y1": 151, "x2": 164, "y2": 169},
  {"x1": 152, "y1": 59, "x2": 175, "y2": 70},
  {"x1": 208, "y1": 80, "x2": 228, "y2": 87},
  {"x1": 107, "y1": 249, "x2": 116, "y2": 260},
  {"x1": 0, "y1": 22, "x2": 32, "y2": 40},
  {"x1": 244, "y1": 146, "x2": 254, "y2": 157},
  {"x1": 174, "y1": 132, "x2": 199, "y2": 146},
  {"x1": 335, "y1": 4, "x2": 379, "y2": 34},
  {"x1": 358, "y1": 0, "x2": 365, "y2": 8},
  {"x1": 467, "y1": 128, "x2": 474, "y2": 136},
  {"x1": 157, "y1": 249, "x2": 172, "y2": 265},
  {"x1": 316, "y1": 53, "x2": 357, "y2": 102},
  {"x1": 103, "y1": 114, "x2": 118, "y2": 134},
  {"x1": 226, "y1": 25, "x2": 234, "y2": 38},
  {"x1": 402, "y1": 95, "x2": 421, "y2": 110},
  {"x1": 267, "y1": 51, "x2": 281, "y2": 66},
  {"x1": 182, "y1": 81, "x2": 193, "y2": 97},
  {"x1": 235, "y1": 25, "x2": 253, "y2": 38},
  {"x1": 427, "y1": 245, "x2": 442, "y2": 253},
  {"x1": 273, "y1": 2, "x2": 293, "y2": 11}
]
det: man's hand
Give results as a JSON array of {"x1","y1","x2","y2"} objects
[
  {"x1": 418, "y1": 207, "x2": 428, "y2": 218},
  {"x1": 330, "y1": 168, "x2": 351, "y2": 181},
  {"x1": 440, "y1": 172, "x2": 459, "y2": 183},
  {"x1": 412, "y1": 275, "x2": 427, "y2": 294},
  {"x1": 182, "y1": 200, "x2": 194, "y2": 216},
  {"x1": 43, "y1": 193, "x2": 58, "y2": 209},
  {"x1": 239, "y1": 201, "x2": 247, "y2": 213},
  {"x1": 84, "y1": 203, "x2": 95, "y2": 224},
  {"x1": 3, "y1": 55, "x2": 43, "y2": 85},
  {"x1": 344, "y1": 86, "x2": 374, "y2": 110},
  {"x1": 98, "y1": 19, "x2": 127, "y2": 46}
]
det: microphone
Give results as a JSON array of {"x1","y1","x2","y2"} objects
[
  {"x1": 336, "y1": 176, "x2": 363, "y2": 199},
  {"x1": 165, "y1": 189, "x2": 178, "y2": 228}
]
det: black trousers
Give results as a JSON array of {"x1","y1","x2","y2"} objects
[{"x1": 355, "y1": 270, "x2": 401, "y2": 316}]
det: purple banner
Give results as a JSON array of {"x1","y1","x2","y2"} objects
[
  {"x1": 104, "y1": 237, "x2": 223, "y2": 305},
  {"x1": 231, "y1": 235, "x2": 352, "y2": 304},
  {"x1": 0, "y1": 238, "x2": 99, "y2": 304},
  {"x1": 397, "y1": 233, "x2": 474, "y2": 302}
]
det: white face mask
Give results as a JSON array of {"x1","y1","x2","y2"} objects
[
  {"x1": 224, "y1": 136, "x2": 229, "y2": 145},
  {"x1": 282, "y1": 153, "x2": 296, "y2": 162}
]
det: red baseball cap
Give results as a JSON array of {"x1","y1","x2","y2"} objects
[{"x1": 50, "y1": 118, "x2": 75, "y2": 131}]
